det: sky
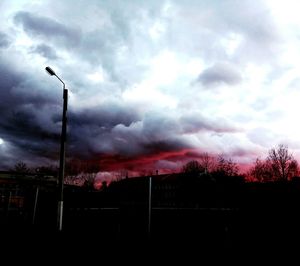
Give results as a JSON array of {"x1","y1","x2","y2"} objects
[{"x1": 1, "y1": 0, "x2": 300, "y2": 176}]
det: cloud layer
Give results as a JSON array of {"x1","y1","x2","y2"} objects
[{"x1": 1, "y1": 0, "x2": 300, "y2": 173}]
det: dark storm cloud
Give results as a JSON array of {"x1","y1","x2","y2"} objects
[
  {"x1": 197, "y1": 62, "x2": 242, "y2": 87},
  {"x1": 65, "y1": 104, "x2": 142, "y2": 158},
  {"x1": 139, "y1": 112, "x2": 237, "y2": 140},
  {"x1": 0, "y1": 140, "x2": 57, "y2": 170},
  {"x1": 0, "y1": 59, "x2": 62, "y2": 167},
  {"x1": 110, "y1": 124, "x2": 189, "y2": 158},
  {"x1": 0, "y1": 62, "x2": 59, "y2": 109},
  {"x1": 0, "y1": 32, "x2": 11, "y2": 48},
  {"x1": 69, "y1": 104, "x2": 140, "y2": 128},
  {"x1": 14, "y1": 11, "x2": 81, "y2": 46},
  {"x1": 0, "y1": 106, "x2": 60, "y2": 161},
  {"x1": 99, "y1": 112, "x2": 239, "y2": 159},
  {"x1": 30, "y1": 44, "x2": 58, "y2": 60},
  {"x1": 69, "y1": 111, "x2": 180, "y2": 159}
]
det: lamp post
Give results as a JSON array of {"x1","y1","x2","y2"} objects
[
  {"x1": 148, "y1": 176, "x2": 152, "y2": 238},
  {"x1": 45, "y1": 66, "x2": 67, "y2": 231}
]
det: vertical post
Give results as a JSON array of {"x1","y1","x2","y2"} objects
[
  {"x1": 32, "y1": 186, "x2": 39, "y2": 225},
  {"x1": 148, "y1": 176, "x2": 152, "y2": 238},
  {"x1": 57, "y1": 86, "x2": 67, "y2": 231},
  {"x1": 6, "y1": 191, "x2": 12, "y2": 217},
  {"x1": 45, "y1": 67, "x2": 67, "y2": 231}
]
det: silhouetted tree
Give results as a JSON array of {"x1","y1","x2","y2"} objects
[
  {"x1": 199, "y1": 152, "x2": 216, "y2": 173},
  {"x1": 267, "y1": 144, "x2": 298, "y2": 181},
  {"x1": 288, "y1": 159, "x2": 299, "y2": 178},
  {"x1": 101, "y1": 181, "x2": 107, "y2": 190},
  {"x1": 249, "y1": 158, "x2": 273, "y2": 182},
  {"x1": 82, "y1": 174, "x2": 97, "y2": 190},
  {"x1": 14, "y1": 161, "x2": 30, "y2": 173},
  {"x1": 182, "y1": 160, "x2": 204, "y2": 174},
  {"x1": 216, "y1": 156, "x2": 239, "y2": 176},
  {"x1": 65, "y1": 159, "x2": 100, "y2": 189}
]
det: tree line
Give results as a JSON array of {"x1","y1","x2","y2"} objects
[
  {"x1": 248, "y1": 144, "x2": 298, "y2": 181},
  {"x1": 10, "y1": 144, "x2": 300, "y2": 189},
  {"x1": 182, "y1": 144, "x2": 299, "y2": 182},
  {"x1": 11, "y1": 159, "x2": 100, "y2": 189}
]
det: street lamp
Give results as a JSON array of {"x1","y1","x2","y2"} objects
[{"x1": 45, "y1": 66, "x2": 67, "y2": 231}]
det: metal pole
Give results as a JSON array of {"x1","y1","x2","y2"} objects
[
  {"x1": 148, "y1": 176, "x2": 152, "y2": 238},
  {"x1": 57, "y1": 81, "x2": 67, "y2": 231},
  {"x1": 6, "y1": 191, "x2": 12, "y2": 217},
  {"x1": 32, "y1": 186, "x2": 39, "y2": 225},
  {"x1": 45, "y1": 67, "x2": 67, "y2": 231}
]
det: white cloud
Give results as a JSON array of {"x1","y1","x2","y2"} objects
[
  {"x1": 220, "y1": 33, "x2": 243, "y2": 56},
  {"x1": 266, "y1": 0, "x2": 300, "y2": 27},
  {"x1": 87, "y1": 69, "x2": 105, "y2": 83}
]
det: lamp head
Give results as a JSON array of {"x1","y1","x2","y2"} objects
[{"x1": 45, "y1": 66, "x2": 56, "y2": 76}]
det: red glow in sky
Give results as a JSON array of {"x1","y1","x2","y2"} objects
[
  {"x1": 100, "y1": 149, "x2": 194, "y2": 172},
  {"x1": 98, "y1": 148, "x2": 252, "y2": 176}
]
